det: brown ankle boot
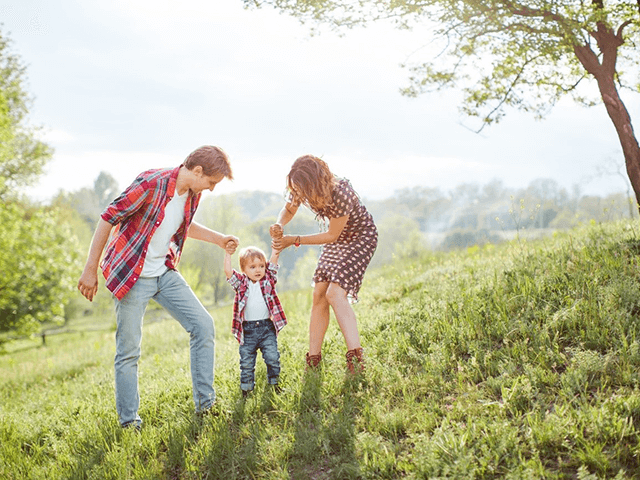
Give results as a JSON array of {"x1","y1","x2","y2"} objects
[
  {"x1": 346, "y1": 347, "x2": 365, "y2": 374},
  {"x1": 305, "y1": 352, "x2": 322, "y2": 369}
]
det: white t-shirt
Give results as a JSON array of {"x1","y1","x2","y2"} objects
[
  {"x1": 141, "y1": 190, "x2": 188, "y2": 278},
  {"x1": 244, "y1": 280, "x2": 270, "y2": 321}
]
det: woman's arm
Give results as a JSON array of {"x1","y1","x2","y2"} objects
[
  {"x1": 270, "y1": 201, "x2": 299, "y2": 241},
  {"x1": 188, "y1": 221, "x2": 239, "y2": 250},
  {"x1": 276, "y1": 201, "x2": 298, "y2": 227},
  {"x1": 272, "y1": 214, "x2": 349, "y2": 250}
]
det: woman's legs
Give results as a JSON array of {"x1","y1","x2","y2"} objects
[
  {"x1": 325, "y1": 282, "x2": 361, "y2": 351},
  {"x1": 309, "y1": 282, "x2": 331, "y2": 356}
]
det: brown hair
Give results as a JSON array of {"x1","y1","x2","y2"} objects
[
  {"x1": 286, "y1": 155, "x2": 336, "y2": 213},
  {"x1": 184, "y1": 145, "x2": 233, "y2": 180},
  {"x1": 238, "y1": 246, "x2": 267, "y2": 272}
]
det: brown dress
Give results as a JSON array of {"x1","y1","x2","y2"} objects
[{"x1": 311, "y1": 178, "x2": 378, "y2": 302}]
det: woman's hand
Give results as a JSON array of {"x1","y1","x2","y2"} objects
[
  {"x1": 269, "y1": 223, "x2": 283, "y2": 239},
  {"x1": 271, "y1": 234, "x2": 295, "y2": 251}
]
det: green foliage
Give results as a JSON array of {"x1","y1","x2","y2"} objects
[
  {"x1": 5, "y1": 219, "x2": 640, "y2": 477},
  {"x1": 371, "y1": 214, "x2": 428, "y2": 267},
  {"x1": 183, "y1": 195, "x2": 247, "y2": 304},
  {"x1": 0, "y1": 202, "x2": 81, "y2": 338},
  {"x1": 52, "y1": 171, "x2": 119, "y2": 229},
  {"x1": 0, "y1": 29, "x2": 52, "y2": 200},
  {"x1": 0, "y1": 28, "x2": 83, "y2": 339}
]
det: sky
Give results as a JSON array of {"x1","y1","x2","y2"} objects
[{"x1": 1, "y1": 0, "x2": 639, "y2": 202}]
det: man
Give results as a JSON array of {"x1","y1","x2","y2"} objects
[{"x1": 77, "y1": 145, "x2": 238, "y2": 429}]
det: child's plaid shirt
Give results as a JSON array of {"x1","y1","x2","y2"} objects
[
  {"x1": 228, "y1": 263, "x2": 287, "y2": 344},
  {"x1": 100, "y1": 165, "x2": 201, "y2": 300}
]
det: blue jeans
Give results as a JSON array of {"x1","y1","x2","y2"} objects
[
  {"x1": 239, "y1": 320, "x2": 280, "y2": 392},
  {"x1": 113, "y1": 269, "x2": 215, "y2": 427}
]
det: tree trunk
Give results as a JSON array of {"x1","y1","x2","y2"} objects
[
  {"x1": 574, "y1": 22, "x2": 640, "y2": 212},
  {"x1": 595, "y1": 76, "x2": 640, "y2": 212}
]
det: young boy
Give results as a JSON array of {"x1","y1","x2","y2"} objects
[
  {"x1": 224, "y1": 244, "x2": 287, "y2": 397},
  {"x1": 78, "y1": 145, "x2": 238, "y2": 429}
]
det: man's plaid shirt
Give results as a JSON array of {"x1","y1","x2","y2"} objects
[
  {"x1": 228, "y1": 263, "x2": 288, "y2": 344},
  {"x1": 100, "y1": 165, "x2": 201, "y2": 300}
]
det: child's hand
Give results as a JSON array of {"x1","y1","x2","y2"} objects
[
  {"x1": 225, "y1": 239, "x2": 238, "y2": 255},
  {"x1": 270, "y1": 223, "x2": 283, "y2": 239}
]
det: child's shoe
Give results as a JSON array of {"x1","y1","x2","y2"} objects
[
  {"x1": 305, "y1": 352, "x2": 322, "y2": 369},
  {"x1": 241, "y1": 389, "x2": 251, "y2": 398},
  {"x1": 346, "y1": 347, "x2": 365, "y2": 374}
]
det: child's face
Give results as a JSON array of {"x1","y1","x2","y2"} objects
[{"x1": 242, "y1": 256, "x2": 266, "y2": 282}]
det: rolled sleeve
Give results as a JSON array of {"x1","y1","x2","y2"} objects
[
  {"x1": 101, "y1": 177, "x2": 150, "y2": 225},
  {"x1": 267, "y1": 262, "x2": 279, "y2": 285},
  {"x1": 228, "y1": 270, "x2": 245, "y2": 291}
]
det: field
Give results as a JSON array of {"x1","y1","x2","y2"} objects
[{"x1": 3, "y1": 220, "x2": 640, "y2": 479}]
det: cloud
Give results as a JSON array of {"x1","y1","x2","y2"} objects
[{"x1": 42, "y1": 128, "x2": 75, "y2": 144}]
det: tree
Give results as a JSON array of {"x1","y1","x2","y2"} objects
[
  {"x1": 0, "y1": 202, "x2": 80, "y2": 338},
  {"x1": 0, "y1": 28, "x2": 82, "y2": 340},
  {"x1": 93, "y1": 171, "x2": 119, "y2": 209},
  {"x1": 0, "y1": 28, "x2": 52, "y2": 200},
  {"x1": 182, "y1": 195, "x2": 246, "y2": 304},
  {"x1": 245, "y1": 0, "x2": 640, "y2": 208}
]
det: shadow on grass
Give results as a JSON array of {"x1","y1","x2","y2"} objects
[{"x1": 288, "y1": 367, "x2": 368, "y2": 479}]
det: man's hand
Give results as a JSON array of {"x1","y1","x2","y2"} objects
[
  {"x1": 225, "y1": 239, "x2": 238, "y2": 255},
  {"x1": 224, "y1": 236, "x2": 239, "y2": 254},
  {"x1": 77, "y1": 269, "x2": 99, "y2": 302}
]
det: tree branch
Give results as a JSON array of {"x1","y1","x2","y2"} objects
[
  {"x1": 616, "y1": 20, "x2": 633, "y2": 39},
  {"x1": 573, "y1": 43, "x2": 601, "y2": 76},
  {"x1": 475, "y1": 55, "x2": 537, "y2": 133}
]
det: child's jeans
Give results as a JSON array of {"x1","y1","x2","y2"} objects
[{"x1": 239, "y1": 319, "x2": 280, "y2": 392}]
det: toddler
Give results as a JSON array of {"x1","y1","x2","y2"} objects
[{"x1": 224, "y1": 244, "x2": 287, "y2": 397}]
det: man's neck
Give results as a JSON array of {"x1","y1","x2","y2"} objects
[{"x1": 175, "y1": 166, "x2": 191, "y2": 196}]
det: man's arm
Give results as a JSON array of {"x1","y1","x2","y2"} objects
[
  {"x1": 78, "y1": 218, "x2": 114, "y2": 302},
  {"x1": 187, "y1": 221, "x2": 239, "y2": 250}
]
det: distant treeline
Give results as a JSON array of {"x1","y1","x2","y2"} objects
[{"x1": 51, "y1": 173, "x2": 635, "y2": 322}]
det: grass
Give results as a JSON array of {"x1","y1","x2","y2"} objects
[{"x1": 3, "y1": 219, "x2": 640, "y2": 478}]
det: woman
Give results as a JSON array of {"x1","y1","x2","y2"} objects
[{"x1": 270, "y1": 155, "x2": 378, "y2": 373}]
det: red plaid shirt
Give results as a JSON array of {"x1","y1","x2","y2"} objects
[
  {"x1": 100, "y1": 165, "x2": 201, "y2": 300},
  {"x1": 228, "y1": 263, "x2": 288, "y2": 344}
]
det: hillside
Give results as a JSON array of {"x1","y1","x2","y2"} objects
[{"x1": 2, "y1": 219, "x2": 640, "y2": 479}]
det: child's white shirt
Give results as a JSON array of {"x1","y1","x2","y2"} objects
[{"x1": 244, "y1": 280, "x2": 270, "y2": 321}]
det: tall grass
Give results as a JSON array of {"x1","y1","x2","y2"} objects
[{"x1": 3, "y1": 220, "x2": 640, "y2": 478}]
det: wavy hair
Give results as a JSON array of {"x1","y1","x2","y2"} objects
[{"x1": 286, "y1": 155, "x2": 336, "y2": 214}]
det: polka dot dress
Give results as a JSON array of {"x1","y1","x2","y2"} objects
[{"x1": 312, "y1": 178, "x2": 378, "y2": 302}]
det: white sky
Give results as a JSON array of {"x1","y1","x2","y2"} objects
[{"x1": 1, "y1": 0, "x2": 638, "y2": 202}]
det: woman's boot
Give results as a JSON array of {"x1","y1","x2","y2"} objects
[
  {"x1": 346, "y1": 347, "x2": 365, "y2": 374},
  {"x1": 305, "y1": 352, "x2": 322, "y2": 369}
]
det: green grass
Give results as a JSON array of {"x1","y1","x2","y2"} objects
[{"x1": 4, "y1": 220, "x2": 640, "y2": 478}]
